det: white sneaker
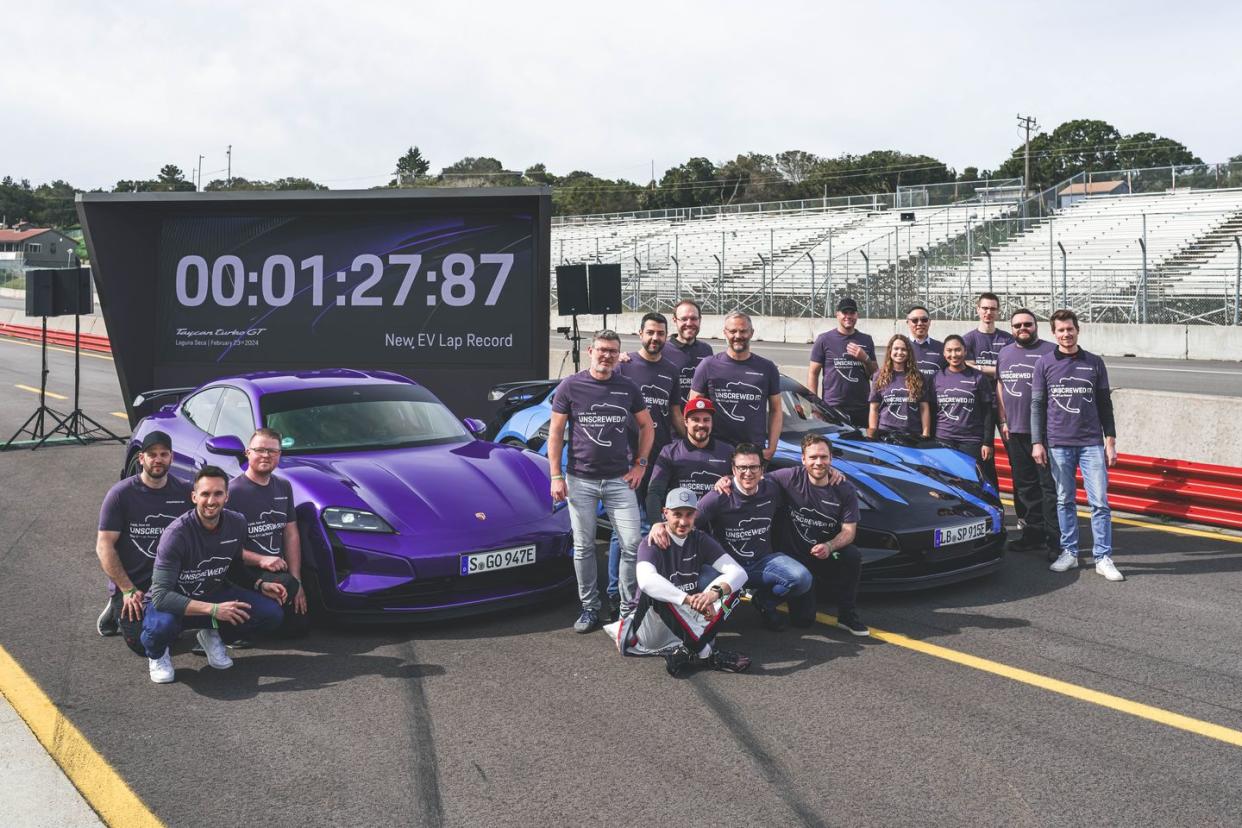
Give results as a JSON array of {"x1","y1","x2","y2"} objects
[
  {"x1": 1095, "y1": 557, "x2": 1125, "y2": 581},
  {"x1": 148, "y1": 649, "x2": 175, "y2": 684},
  {"x1": 196, "y1": 629, "x2": 233, "y2": 669},
  {"x1": 1050, "y1": 550, "x2": 1079, "y2": 572}
]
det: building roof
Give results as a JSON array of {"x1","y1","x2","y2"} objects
[
  {"x1": 0, "y1": 228, "x2": 55, "y2": 243},
  {"x1": 1058, "y1": 181, "x2": 1128, "y2": 197}
]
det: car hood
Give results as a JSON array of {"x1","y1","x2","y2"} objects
[{"x1": 282, "y1": 441, "x2": 554, "y2": 535}]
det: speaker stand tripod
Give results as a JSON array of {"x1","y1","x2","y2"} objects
[{"x1": 2, "y1": 316, "x2": 69, "y2": 450}]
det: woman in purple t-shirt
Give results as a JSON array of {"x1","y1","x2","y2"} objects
[
  {"x1": 867, "y1": 334, "x2": 930, "y2": 439},
  {"x1": 932, "y1": 334, "x2": 995, "y2": 462}
]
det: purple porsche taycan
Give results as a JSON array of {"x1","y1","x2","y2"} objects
[{"x1": 124, "y1": 369, "x2": 574, "y2": 621}]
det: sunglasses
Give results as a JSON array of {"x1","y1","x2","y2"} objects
[
  {"x1": 1012, "y1": 321, "x2": 1035, "y2": 329},
  {"x1": 907, "y1": 317, "x2": 930, "y2": 324}
]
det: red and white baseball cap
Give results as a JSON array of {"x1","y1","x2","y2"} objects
[{"x1": 683, "y1": 397, "x2": 715, "y2": 417}]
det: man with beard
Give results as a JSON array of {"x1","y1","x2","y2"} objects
[
  {"x1": 997, "y1": 309, "x2": 1058, "y2": 556},
  {"x1": 769, "y1": 434, "x2": 868, "y2": 636},
  {"x1": 808, "y1": 297, "x2": 876, "y2": 428},
  {"x1": 690, "y1": 311, "x2": 782, "y2": 458},
  {"x1": 607, "y1": 487, "x2": 751, "y2": 678},
  {"x1": 668, "y1": 299, "x2": 713, "y2": 402},
  {"x1": 905, "y1": 304, "x2": 946, "y2": 379},
  {"x1": 142, "y1": 466, "x2": 286, "y2": 683},
  {"x1": 648, "y1": 443, "x2": 813, "y2": 631},
  {"x1": 226, "y1": 428, "x2": 308, "y2": 633},
  {"x1": 604, "y1": 313, "x2": 686, "y2": 619},
  {"x1": 549, "y1": 330, "x2": 656, "y2": 632},
  {"x1": 1032, "y1": 309, "x2": 1122, "y2": 582},
  {"x1": 645, "y1": 397, "x2": 735, "y2": 516},
  {"x1": 95, "y1": 431, "x2": 192, "y2": 655}
]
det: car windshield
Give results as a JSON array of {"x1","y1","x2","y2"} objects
[
  {"x1": 260, "y1": 384, "x2": 469, "y2": 454},
  {"x1": 779, "y1": 383, "x2": 854, "y2": 435}
]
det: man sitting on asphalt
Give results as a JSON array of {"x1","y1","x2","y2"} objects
[
  {"x1": 95, "y1": 430, "x2": 192, "y2": 656},
  {"x1": 608, "y1": 487, "x2": 751, "y2": 678},
  {"x1": 769, "y1": 434, "x2": 868, "y2": 636},
  {"x1": 141, "y1": 466, "x2": 287, "y2": 683},
  {"x1": 227, "y1": 427, "x2": 309, "y2": 633}
]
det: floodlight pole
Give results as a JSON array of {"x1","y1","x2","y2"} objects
[
  {"x1": 860, "y1": 250, "x2": 871, "y2": 318},
  {"x1": 982, "y1": 245, "x2": 992, "y2": 292},
  {"x1": 712, "y1": 253, "x2": 723, "y2": 314},
  {"x1": 805, "y1": 252, "x2": 816, "y2": 317},
  {"x1": 757, "y1": 253, "x2": 769, "y2": 316},
  {"x1": 1138, "y1": 234, "x2": 1148, "y2": 324},
  {"x1": 1057, "y1": 241, "x2": 1067, "y2": 311}
]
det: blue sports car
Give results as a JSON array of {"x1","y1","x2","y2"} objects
[
  {"x1": 487, "y1": 374, "x2": 1006, "y2": 591},
  {"x1": 124, "y1": 369, "x2": 574, "y2": 621}
]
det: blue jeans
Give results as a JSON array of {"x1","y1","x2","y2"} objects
[
  {"x1": 140, "y1": 585, "x2": 284, "y2": 658},
  {"x1": 607, "y1": 506, "x2": 649, "y2": 600},
  {"x1": 745, "y1": 552, "x2": 815, "y2": 621},
  {"x1": 1049, "y1": 444, "x2": 1113, "y2": 561},
  {"x1": 565, "y1": 474, "x2": 642, "y2": 613}
]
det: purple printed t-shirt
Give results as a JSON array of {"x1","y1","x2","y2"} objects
[
  {"x1": 694, "y1": 477, "x2": 784, "y2": 565},
  {"x1": 154, "y1": 508, "x2": 247, "y2": 599},
  {"x1": 868, "y1": 371, "x2": 924, "y2": 435},
  {"x1": 933, "y1": 366, "x2": 993, "y2": 442},
  {"x1": 551, "y1": 370, "x2": 647, "y2": 480},
  {"x1": 767, "y1": 466, "x2": 861, "y2": 558},
  {"x1": 911, "y1": 338, "x2": 946, "y2": 379},
  {"x1": 1032, "y1": 348, "x2": 1110, "y2": 447},
  {"x1": 637, "y1": 529, "x2": 729, "y2": 596},
  {"x1": 616, "y1": 351, "x2": 685, "y2": 451},
  {"x1": 996, "y1": 339, "x2": 1056, "y2": 435},
  {"x1": 809, "y1": 329, "x2": 875, "y2": 408},
  {"x1": 963, "y1": 328, "x2": 1015, "y2": 371},
  {"x1": 650, "y1": 437, "x2": 735, "y2": 498},
  {"x1": 668, "y1": 338, "x2": 713, "y2": 401},
  {"x1": 98, "y1": 474, "x2": 193, "y2": 591},
  {"x1": 227, "y1": 473, "x2": 296, "y2": 558},
  {"x1": 690, "y1": 352, "x2": 781, "y2": 447}
]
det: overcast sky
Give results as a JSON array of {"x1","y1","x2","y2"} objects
[{"x1": 6, "y1": 1, "x2": 1240, "y2": 190}]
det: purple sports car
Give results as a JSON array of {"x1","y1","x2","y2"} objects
[{"x1": 125, "y1": 369, "x2": 574, "y2": 621}]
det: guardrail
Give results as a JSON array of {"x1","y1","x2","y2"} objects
[
  {"x1": 0, "y1": 323, "x2": 112, "y2": 354},
  {"x1": 994, "y1": 442, "x2": 1242, "y2": 530}
]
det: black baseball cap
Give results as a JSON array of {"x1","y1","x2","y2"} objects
[
  {"x1": 836, "y1": 297, "x2": 859, "y2": 313},
  {"x1": 140, "y1": 430, "x2": 172, "y2": 452}
]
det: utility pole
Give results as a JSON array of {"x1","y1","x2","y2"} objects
[
  {"x1": 197, "y1": 154, "x2": 204, "y2": 191},
  {"x1": 227, "y1": 144, "x2": 232, "y2": 187},
  {"x1": 1017, "y1": 113, "x2": 1039, "y2": 198}
]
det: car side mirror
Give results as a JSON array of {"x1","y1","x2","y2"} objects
[
  {"x1": 462, "y1": 417, "x2": 487, "y2": 436},
  {"x1": 205, "y1": 434, "x2": 246, "y2": 457}
]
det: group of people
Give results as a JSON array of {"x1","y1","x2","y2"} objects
[
  {"x1": 95, "y1": 428, "x2": 308, "y2": 683},
  {"x1": 552, "y1": 294, "x2": 1121, "y2": 678}
]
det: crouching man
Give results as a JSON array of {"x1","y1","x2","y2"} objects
[
  {"x1": 141, "y1": 466, "x2": 286, "y2": 684},
  {"x1": 608, "y1": 487, "x2": 751, "y2": 678}
]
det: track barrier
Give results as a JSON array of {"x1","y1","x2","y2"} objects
[
  {"x1": 995, "y1": 441, "x2": 1242, "y2": 531},
  {"x1": 0, "y1": 322, "x2": 112, "y2": 354}
]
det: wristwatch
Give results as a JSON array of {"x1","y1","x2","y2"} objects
[
  {"x1": 710, "y1": 584, "x2": 725, "y2": 598},
  {"x1": 637, "y1": 457, "x2": 648, "y2": 467}
]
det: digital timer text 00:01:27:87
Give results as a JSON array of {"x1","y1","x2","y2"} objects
[{"x1": 173, "y1": 252, "x2": 516, "y2": 309}]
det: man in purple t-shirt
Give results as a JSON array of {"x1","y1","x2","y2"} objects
[
  {"x1": 95, "y1": 430, "x2": 192, "y2": 655},
  {"x1": 667, "y1": 298, "x2": 713, "y2": 401},
  {"x1": 905, "y1": 304, "x2": 946, "y2": 379},
  {"x1": 549, "y1": 330, "x2": 656, "y2": 633},
  {"x1": 645, "y1": 396, "x2": 734, "y2": 517},
  {"x1": 962, "y1": 292, "x2": 1014, "y2": 487},
  {"x1": 1031, "y1": 309, "x2": 1122, "y2": 582},
  {"x1": 605, "y1": 312, "x2": 686, "y2": 619},
  {"x1": 141, "y1": 466, "x2": 286, "y2": 683},
  {"x1": 769, "y1": 433, "x2": 868, "y2": 636},
  {"x1": 997, "y1": 309, "x2": 1058, "y2": 556},
  {"x1": 690, "y1": 311, "x2": 783, "y2": 456},
  {"x1": 808, "y1": 296, "x2": 877, "y2": 427},
  {"x1": 608, "y1": 487, "x2": 750, "y2": 678}
]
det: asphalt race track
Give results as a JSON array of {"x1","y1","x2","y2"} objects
[{"x1": 2, "y1": 333, "x2": 1242, "y2": 826}]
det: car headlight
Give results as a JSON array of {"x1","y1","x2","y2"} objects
[{"x1": 322, "y1": 507, "x2": 395, "y2": 533}]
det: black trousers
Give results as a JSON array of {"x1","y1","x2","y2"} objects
[
  {"x1": 839, "y1": 405, "x2": 870, "y2": 429},
  {"x1": 1006, "y1": 432, "x2": 1059, "y2": 548},
  {"x1": 801, "y1": 542, "x2": 862, "y2": 613},
  {"x1": 108, "y1": 590, "x2": 147, "y2": 657},
  {"x1": 249, "y1": 567, "x2": 311, "y2": 636}
]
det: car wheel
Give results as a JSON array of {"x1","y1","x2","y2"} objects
[{"x1": 124, "y1": 452, "x2": 141, "y2": 478}]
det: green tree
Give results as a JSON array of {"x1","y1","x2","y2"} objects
[
  {"x1": 551, "y1": 173, "x2": 643, "y2": 215},
  {"x1": 523, "y1": 163, "x2": 557, "y2": 186},
  {"x1": 1115, "y1": 132, "x2": 1200, "y2": 169},
  {"x1": 32, "y1": 179, "x2": 78, "y2": 227},
  {"x1": 155, "y1": 164, "x2": 195, "y2": 191},
  {"x1": 0, "y1": 176, "x2": 38, "y2": 225},
  {"x1": 774, "y1": 150, "x2": 819, "y2": 185},
  {"x1": 649, "y1": 157, "x2": 720, "y2": 209},
  {"x1": 392, "y1": 146, "x2": 431, "y2": 187},
  {"x1": 717, "y1": 153, "x2": 785, "y2": 204}
]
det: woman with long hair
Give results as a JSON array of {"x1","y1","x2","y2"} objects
[
  {"x1": 868, "y1": 334, "x2": 931, "y2": 438},
  {"x1": 932, "y1": 334, "x2": 995, "y2": 462}
]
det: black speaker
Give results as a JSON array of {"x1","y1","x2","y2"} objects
[
  {"x1": 54, "y1": 267, "x2": 93, "y2": 315},
  {"x1": 900, "y1": 211, "x2": 916, "y2": 222},
  {"x1": 555, "y1": 264, "x2": 589, "y2": 314},
  {"x1": 25, "y1": 270, "x2": 56, "y2": 316},
  {"x1": 587, "y1": 263, "x2": 622, "y2": 315}
]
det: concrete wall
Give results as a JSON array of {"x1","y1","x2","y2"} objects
[{"x1": 553, "y1": 312, "x2": 1242, "y2": 361}]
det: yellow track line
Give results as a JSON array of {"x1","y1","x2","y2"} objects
[
  {"x1": 0, "y1": 643, "x2": 164, "y2": 827},
  {"x1": 110, "y1": 412, "x2": 128, "y2": 420},
  {"x1": 810, "y1": 610, "x2": 1242, "y2": 748},
  {"x1": 16, "y1": 383, "x2": 67, "y2": 400},
  {"x1": 0, "y1": 334, "x2": 113, "y2": 361}
]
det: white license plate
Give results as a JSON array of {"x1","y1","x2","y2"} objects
[
  {"x1": 934, "y1": 519, "x2": 989, "y2": 548},
  {"x1": 460, "y1": 545, "x2": 537, "y2": 576}
]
